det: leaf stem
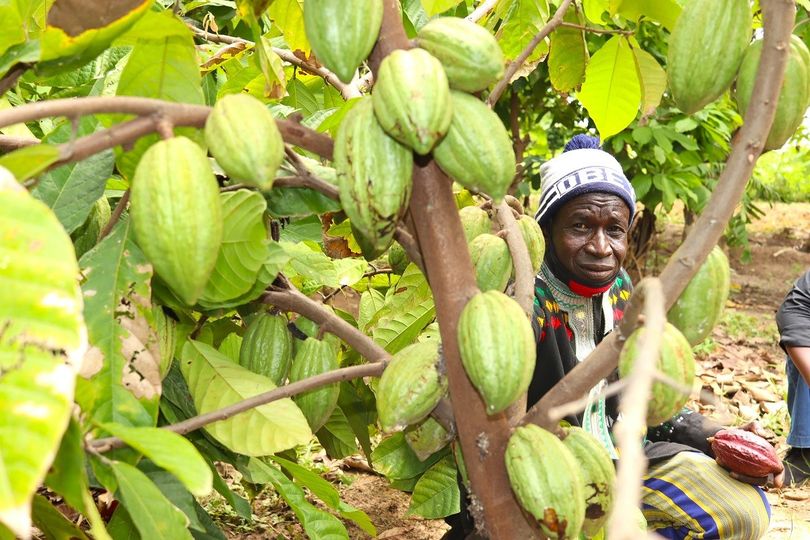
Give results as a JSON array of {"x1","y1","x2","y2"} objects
[{"x1": 97, "y1": 190, "x2": 130, "y2": 242}]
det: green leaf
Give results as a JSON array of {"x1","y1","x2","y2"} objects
[
  {"x1": 199, "y1": 190, "x2": 268, "y2": 304},
  {"x1": 45, "y1": 418, "x2": 87, "y2": 513},
  {"x1": 406, "y1": 455, "x2": 460, "y2": 519},
  {"x1": 337, "y1": 381, "x2": 375, "y2": 459},
  {"x1": 283, "y1": 78, "x2": 320, "y2": 116},
  {"x1": 77, "y1": 218, "x2": 158, "y2": 427},
  {"x1": 265, "y1": 186, "x2": 341, "y2": 218},
  {"x1": 0, "y1": 41, "x2": 40, "y2": 81},
  {"x1": 270, "y1": 456, "x2": 376, "y2": 536},
  {"x1": 138, "y1": 461, "x2": 209, "y2": 534},
  {"x1": 31, "y1": 494, "x2": 89, "y2": 540},
  {"x1": 245, "y1": 459, "x2": 349, "y2": 540},
  {"x1": 210, "y1": 464, "x2": 252, "y2": 520},
  {"x1": 180, "y1": 340, "x2": 312, "y2": 456},
  {"x1": 268, "y1": 0, "x2": 309, "y2": 54},
  {"x1": 633, "y1": 48, "x2": 666, "y2": 117},
  {"x1": 371, "y1": 267, "x2": 435, "y2": 354},
  {"x1": 497, "y1": 0, "x2": 550, "y2": 68},
  {"x1": 583, "y1": 0, "x2": 609, "y2": 24},
  {"x1": 315, "y1": 407, "x2": 358, "y2": 459},
  {"x1": 0, "y1": 2, "x2": 25, "y2": 57},
  {"x1": 0, "y1": 144, "x2": 60, "y2": 182},
  {"x1": 612, "y1": 0, "x2": 681, "y2": 31},
  {"x1": 279, "y1": 241, "x2": 341, "y2": 291},
  {"x1": 420, "y1": 0, "x2": 462, "y2": 16},
  {"x1": 0, "y1": 181, "x2": 84, "y2": 538},
  {"x1": 577, "y1": 36, "x2": 641, "y2": 140},
  {"x1": 371, "y1": 433, "x2": 446, "y2": 480},
  {"x1": 548, "y1": 6, "x2": 588, "y2": 93},
  {"x1": 98, "y1": 424, "x2": 213, "y2": 497},
  {"x1": 217, "y1": 333, "x2": 242, "y2": 363},
  {"x1": 37, "y1": 0, "x2": 152, "y2": 75},
  {"x1": 357, "y1": 289, "x2": 385, "y2": 333},
  {"x1": 111, "y1": 461, "x2": 192, "y2": 540}
]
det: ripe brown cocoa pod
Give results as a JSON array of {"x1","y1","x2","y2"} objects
[{"x1": 708, "y1": 428, "x2": 783, "y2": 478}]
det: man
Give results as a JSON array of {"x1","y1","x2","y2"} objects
[
  {"x1": 529, "y1": 135, "x2": 770, "y2": 539},
  {"x1": 776, "y1": 269, "x2": 810, "y2": 486}
]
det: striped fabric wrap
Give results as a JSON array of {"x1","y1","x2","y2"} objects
[{"x1": 643, "y1": 452, "x2": 771, "y2": 539}]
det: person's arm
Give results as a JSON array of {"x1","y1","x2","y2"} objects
[{"x1": 786, "y1": 345, "x2": 810, "y2": 386}]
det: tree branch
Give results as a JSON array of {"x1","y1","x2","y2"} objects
[
  {"x1": 487, "y1": 0, "x2": 574, "y2": 107},
  {"x1": 189, "y1": 26, "x2": 362, "y2": 100},
  {"x1": 261, "y1": 285, "x2": 391, "y2": 363},
  {"x1": 558, "y1": 21, "x2": 634, "y2": 35},
  {"x1": 89, "y1": 361, "x2": 387, "y2": 452},
  {"x1": 493, "y1": 201, "x2": 533, "y2": 314},
  {"x1": 520, "y1": 0, "x2": 796, "y2": 430},
  {"x1": 467, "y1": 0, "x2": 499, "y2": 22},
  {"x1": 0, "y1": 63, "x2": 31, "y2": 96},
  {"x1": 607, "y1": 278, "x2": 664, "y2": 540},
  {"x1": 0, "y1": 134, "x2": 39, "y2": 152}
]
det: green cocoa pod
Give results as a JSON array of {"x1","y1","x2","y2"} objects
[
  {"x1": 153, "y1": 305, "x2": 177, "y2": 379},
  {"x1": 735, "y1": 35, "x2": 810, "y2": 151},
  {"x1": 433, "y1": 91, "x2": 516, "y2": 202},
  {"x1": 404, "y1": 416, "x2": 453, "y2": 462},
  {"x1": 415, "y1": 17, "x2": 504, "y2": 93},
  {"x1": 505, "y1": 424, "x2": 585, "y2": 539},
  {"x1": 71, "y1": 195, "x2": 111, "y2": 259},
  {"x1": 468, "y1": 233, "x2": 512, "y2": 292},
  {"x1": 667, "y1": 246, "x2": 730, "y2": 346},
  {"x1": 335, "y1": 98, "x2": 413, "y2": 260},
  {"x1": 303, "y1": 0, "x2": 383, "y2": 83},
  {"x1": 667, "y1": 0, "x2": 752, "y2": 114},
  {"x1": 387, "y1": 242, "x2": 410, "y2": 275},
  {"x1": 560, "y1": 426, "x2": 614, "y2": 537},
  {"x1": 204, "y1": 93, "x2": 284, "y2": 190},
  {"x1": 239, "y1": 313, "x2": 294, "y2": 385},
  {"x1": 372, "y1": 48, "x2": 452, "y2": 155},
  {"x1": 289, "y1": 337, "x2": 340, "y2": 432},
  {"x1": 457, "y1": 290, "x2": 536, "y2": 414},
  {"x1": 517, "y1": 215, "x2": 546, "y2": 274},
  {"x1": 459, "y1": 205, "x2": 491, "y2": 244},
  {"x1": 376, "y1": 340, "x2": 447, "y2": 432},
  {"x1": 618, "y1": 322, "x2": 696, "y2": 426},
  {"x1": 131, "y1": 137, "x2": 223, "y2": 305}
]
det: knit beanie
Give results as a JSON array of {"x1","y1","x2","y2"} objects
[{"x1": 534, "y1": 135, "x2": 636, "y2": 227}]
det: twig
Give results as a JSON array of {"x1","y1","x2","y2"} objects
[
  {"x1": 0, "y1": 63, "x2": 30, "y2": 96},
  {"x1": 466, "y1": 0, "x2": 499, "y2": 22},
  {"x1": 220, "y1": 183, "x2": 247, "y2": 192},
  {"x1": 155, "y1": 117, "x2": 175, "y2": 140},
  {"x1": 546, "y1": 378, "x2": 630, "y2": 423},
  {"x1": 507, "y1": 91, "x2": 528, "y2": 195},
  {"x1": 89, "y1": 361, "x2": 387, "y2": 452},
  {"x1": 487, "y1": 0, "x2": 574, "y2": 106},
  {"x1": 520, "y1": 0, "x2": 795, "y2": 431},
  {"x1": 493, "y1": 201, "x2": 533, "y2": 315},
  {"x1": 190, "y1": 26, "x2": 362, "y2": 100},
  {"x1": 559, "y1": 21, "x2": 634, "y2": 35},
  {"x1": 0, "y1": 134, "x2": 39, "y2": 151},
  {"x1": 261, "y1": 284, "x2": 391, "y2": 363},
  {"x1": 98, "y1": 190, "x2": 130, "y2": 242},
  {"x1": 393, "y1": 226, "x2": 425, "y2": 275},
  {"x1": 321, "y1": 267, "x2": 393, "y2": 303},
  {"x1": 608, "y1": 278, "x2": 665, "y2": 540}
]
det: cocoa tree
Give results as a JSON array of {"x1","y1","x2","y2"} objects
[{"x1": 0, "y1": 0, "x2": 803, "y2": 539}]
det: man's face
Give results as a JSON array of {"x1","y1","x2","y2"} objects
[{"x1": 549, "y1": 193, "x2": 631, "y2": 284}]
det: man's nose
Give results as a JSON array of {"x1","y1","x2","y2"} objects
[{"x1": 587, "y1": 230, "x2": 611, "y2": 258}]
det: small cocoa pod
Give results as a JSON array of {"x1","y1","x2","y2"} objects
[
  {"x1": 387, "y1": 241, "x2": 410, "y2": 275},
  {"x1": 709, "y1": 428, "x2": 783, "y2": 477},
  {"x1": 505, "y1": 424, "x2": 585, "y2": 539},
  {"x1": 516, "y1": 215, "x2": 545, "y2": 274},
  {"x1": 618, "y1": 322, "x2": 695, "y2": 426},
  {"x1": 130, "y1": 137, "x2": 223, "y2": 305},
  {"x1": 415, "y1": 17, "x2": 504, "y2": 93},
  {"x1": 71, "y1": 196, "x2": 111, "y2": 259},
  {"x1": 404, "y1": 416, "x2": 453, "y2": 462},
  {"x1": 153, "y1": 305, "x2": 177, "y2": 380},
  {"x1": 288, "y1": 337, "x2": 340, "y2": 432},
  {"x1": 239, "y1": 313, "x2": 294, "y2": 385},
  {"x1": 559, "y1": 426, "x2": 614, "y2": 537},
  {"x1": 457, "y1": 290, "x2": 536, "y2": 414},
  {"x1": 468, "y1": 233, "x2": 512, "y2": 292},
  {"x1": 372, "y1": 48, "x2": 452, "y2": 155},
  {"x1": 459, "y1": 205, "x2": 491, "y2": 244},
  {"x1": 433, "y1": 91, "x2": 516, "y2": 202},
  {"x1": 204, "y1": 93, "x2": 284, "y2": 190},
  {"x1": 376, "y1": 340, "x2": 447, "y2": 432}
]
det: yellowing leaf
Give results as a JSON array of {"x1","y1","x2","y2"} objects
[
  {"x1": 634, "y1": 47, "x2": 666, "y2": 116},
  {"x1": 548, "y1": 6, "x2": 588, "y2": 93},
  {"x1": 420, "y1": 0, "x2": 462, "y2": 16},
  {"x1": 611, "y1": 0, "x2": 682, "y2": 31},
  {"x1": 577, "y1": 36, "x2": 641, "y2": 140},
  {"x1": 269, "y1": 0, "x2": 309, "y2": 55}
]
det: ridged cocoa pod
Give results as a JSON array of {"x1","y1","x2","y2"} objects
[
  {"x1": 667, "y1": 246, "x2": 730, "y2": 346},
  {"x1": 204, "y1": 93, "x2": 284, "y2": 190},
  {"x1": 288, "y1": 337, "x2": 340, "y2": 432},
  {"x1": 335, "y1": 98, "x2": 413, "y2": 260},
  {"x1": 303, "y1": 0, "x2": 383, "y2": 83},
  {"x1": 457, "y1": 290, "x2": 536, "y2": 414},
  {"x1": 71, "y1": 196, "x2": 111, "y2": 259},
  {"x1": 468, "y1": 233, "x2": 512, "y2": 292},
  {"x1": 415, "y1": 17, "x2": 504, "y2": 92},
  {"x1": 239, "y1": 313, "x2": 294, "y2": 385},
  {"x1": 153, "y1": 305, "x2": 177, "y2": 380},
  {"x1": 433, "y1": 91, "x2": 516, "y2": 202},
  {"x1": 559, "y1": 426, "x2": 614, "y2": 537},
  {"x1": 459, "y1": 205, "x2": 491, "y2": 244},
  {"x1": 709, "y1": 428, "x2": 783, "y2": 477},
  {"x1": 130, "y1": 137, "x2": 223, "y2": 305},
  {"x1": 404, "y1": 416, "x2": 453, "y2": 462},
  {"x1": 372, "y1": 48, "x2": 452, "y2": 155},
  {"x1": 667, "y1": 0, "x2": 752, "y2": 114},
  {"x1": 735, "y1": 35, "x2": 810, "y2": 151},
  {"x1": 618, "y1": 322, "x2": 696, "y2": 426},
  {"x1": 517, "y1": 215, "x2": 546, "y2": 274},
  {"x1": 376, "y1": 340, "x2": 446, "y2": 432},
  {"x1": 505, "y1": 424, "x2": 585, "y2": 539}
]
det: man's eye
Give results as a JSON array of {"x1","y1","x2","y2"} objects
[{"x1": 572, "y1": 223, "x2": 589, "y2": 231}]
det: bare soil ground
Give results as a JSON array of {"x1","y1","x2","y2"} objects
[{"x1": 217, "y1": 202, "x2": 810, "y2": 540}]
